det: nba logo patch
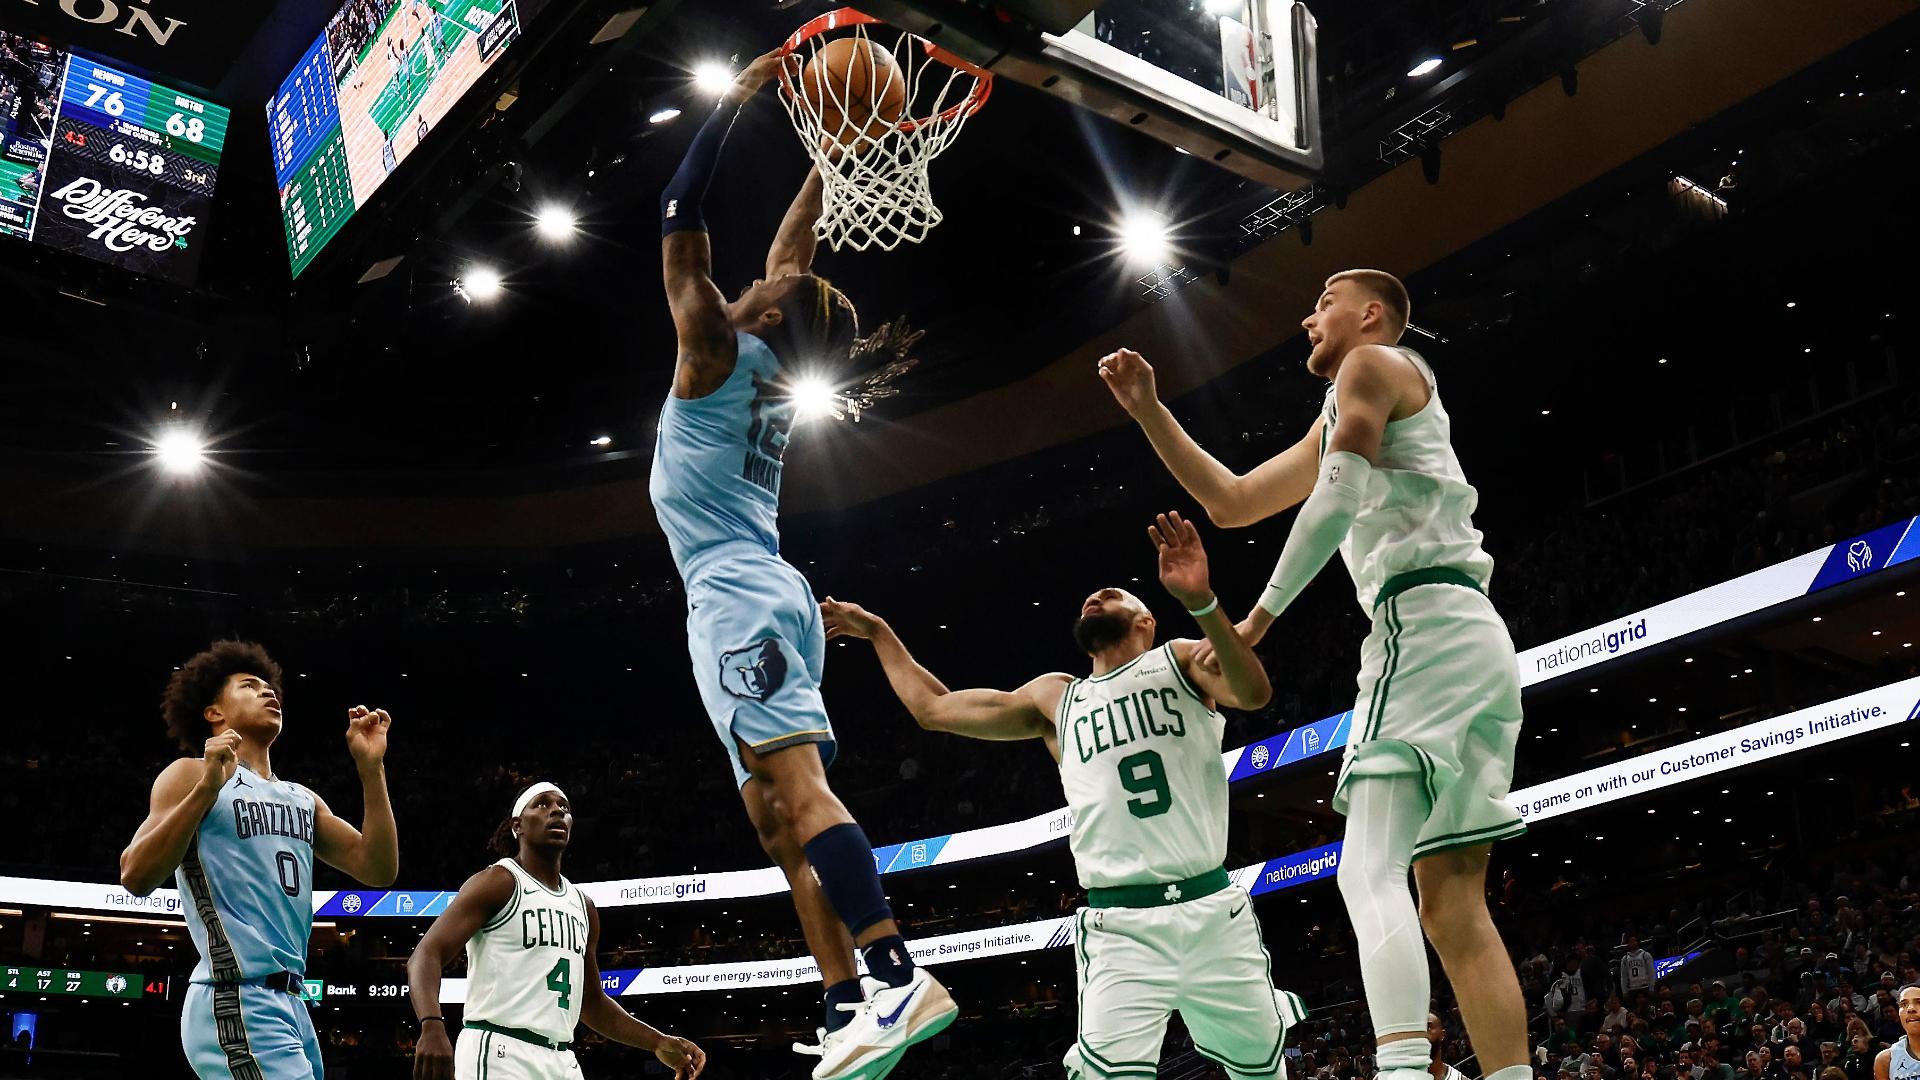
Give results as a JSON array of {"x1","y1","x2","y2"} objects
[
  {"x1": 719, "y1": 639, "x2": 788, "y2": 701},
  {"x1": 496, "y1": 1043, "x2": 507, "y2": 1059}
]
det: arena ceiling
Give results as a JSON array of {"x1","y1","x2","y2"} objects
[{"x1": 0, "y1": 0, "x2": 1911, "y2": 554}]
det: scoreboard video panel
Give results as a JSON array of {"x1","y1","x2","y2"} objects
[
  {"x1": 0, "y1": 32, "x2": 229, "y2": 284},
  {"x1": 270, "y1": 0, "x2": 535, "y2": 277}
]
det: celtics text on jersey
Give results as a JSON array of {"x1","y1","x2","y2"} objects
[
  {"x1": 1054, "y1": 642, "x2": 1229, "y2": 890},
  {"x1": 462, "y1": 859, "x2": 592, "y2": 1044}
]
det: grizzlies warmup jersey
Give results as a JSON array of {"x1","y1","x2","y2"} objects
[
  {"x1": 1054, "y1": 642, "x2": 1228, "y2": 890},
  {"x1": 176, "y1": 763, "x2": 317, "y2": 983}
]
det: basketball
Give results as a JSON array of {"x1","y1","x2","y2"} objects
[{"x1": 800, "y1": 36, "x2": 907, "y2": 144}]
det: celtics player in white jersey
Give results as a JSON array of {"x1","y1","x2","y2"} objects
[
  {"x1": 1100, "y1": 270, "x2": 1530, "y2": 1080},
  {"x1": 407, "y1": 783, "x2": 705, "y2": 1080},
  {"x1": 821, "y1": 511, "x2": 1308, "y2": 1080},
  {"x1": 1874, "y1": 985, "x2": 1920, "y2": 1080}
]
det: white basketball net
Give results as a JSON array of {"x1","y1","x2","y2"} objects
[{"x1": 777, "y1": 14, "x2": 990, "y2": 253}]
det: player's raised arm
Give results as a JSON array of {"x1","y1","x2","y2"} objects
[
  {"x1": 1243, "y1": 343, "x2": 1399, "y2": 642},
  {"x1": 765, "y1": 166, "x2": 825, "y2": 279},
  {"x1": 1098, "y1": 348, "x2": 1324, "y2": 528},
  {"x1": 1150, "y1": 512, "x2": 1272, "y2": 711},
  {"x1": 118, "y1": 734, "x2": 238, "y2": 896},
  {"x1": 820, "y1": 598, "x2": 1065, "y2": 741},
  {"x1": 578, "y1": 898, "x2": 707, "y2": 1078},
  {"x1": 312, "y1": 706, "x2": 399, "y2": 887},
  {"x1": 406, "y1": 865, "x2": 515, "y2": 1080},
  {"x1": 660, "y1": 48, "x2": 786, "y2": 395}
]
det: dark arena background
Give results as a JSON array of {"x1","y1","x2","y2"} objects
[{"x1": 2, "y1": 0, "x2": 1919, "y2": 1078}]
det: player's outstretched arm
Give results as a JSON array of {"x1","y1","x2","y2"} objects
[
  {"x1": 406, "y1": 866, "x2": 514, "y2": 1080},
  {"x1": 313, "y1": 706, "x2": 399, "y2": 887},
  {"x1": 1098, "y1": 348, "x2": 1324, "y2": 527},
  {"x1": 1247, "y1": 344, "x2": 1397, "y2": 637},
  {"x1": 118, "y1": 732, "x2": 240, "y2": 896},
  {"x1": 1151, "y1": 512, "x2": 1272, "y2": 711},
  {"x1": 580, "y1": 899, "x2": 707, "y2": 1078},
  {"x1": 820, "y1": 598, "x2": 1065, "y2": 739},
  {"x1": 765, "y1": 166, "x2": 824, "y2": 280},
  {"x1": 661, "y1": 48, "x2": 786, "y2": 398}
]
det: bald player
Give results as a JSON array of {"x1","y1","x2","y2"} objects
[{"x1": 822, "y1": 512, "x2": 1308, "y2": 1080}]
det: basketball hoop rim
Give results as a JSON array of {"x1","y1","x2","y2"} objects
[{"x1": 779, "y1": 6, "x2": 994, "y2": 133}]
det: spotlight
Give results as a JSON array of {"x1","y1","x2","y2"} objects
[
  {"x1": 589, "y1": 435, "x2": 613, "y2": 448},
  {"x1": 153, "y1": 428, "x2": 206, "y2": 476},
  {"x1": 693, "y1": 61, "x2": 734, "y2": 97},
  {"x1": 458, "y1": 265, "x2": 505, "y2": 302},
  {"x1": 1407, "y1": 57, "x2": 1443, "y2": 77},
  {"x1": 1119, "y1": 211, "x2": 1171, "y2": 266},
  {"x1": 1203, "y1": 0, "x2": 1242, "y2": 14},
  {"x1": 534, "y1": 205, "x2": 578, "y2": 241},
  {"x1": 790, "y1": 376, "x2": 842, "y2": 421},
  {"x1": 648, "y1": 107, "x2": 683, "y2": 125}
]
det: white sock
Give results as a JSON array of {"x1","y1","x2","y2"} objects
[
  {"x1": 1336, "y1": 774, "x2": 1433, "y2": 1040},
  {"x1": 1376, "y1": 1039, "x2": 1432, "y2": 1072}
]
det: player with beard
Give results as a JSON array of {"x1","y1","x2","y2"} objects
[
  {"x1": 120, "y1": 639, "x2": 400, "y2": 1080},
  {"x1": 406, "y1": 783, "x2": 705, "y2": 1080},
  {"x1": 821, "y1": 512, "x2": 1308, "y2": 1080}
]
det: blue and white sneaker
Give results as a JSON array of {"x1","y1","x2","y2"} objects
[{"x1": 812, "y1": 969, "x2": 957, "y2": 1080}]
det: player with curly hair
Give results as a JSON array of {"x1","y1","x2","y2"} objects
[{"x1": 120, "y1": 639, "x2": 401, "y2": 1080}]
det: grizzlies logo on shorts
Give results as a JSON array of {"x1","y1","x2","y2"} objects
[
  {"x1": 684, "y1": 546, "x2": 833, "y2": 787},
  {"x1": 719, "y1": 639, "x2": 788, "y2": 701}
]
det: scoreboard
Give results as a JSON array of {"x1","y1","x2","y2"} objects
[
  {"x1": 0, "y1": 40, "x2": 228, "y2": 284},
  {"x1": 269, "y1": 0, "x2": 537, "y2": 277},
  {"x1": 0, "y1": 966, "x2": 154, "y2": 999}
]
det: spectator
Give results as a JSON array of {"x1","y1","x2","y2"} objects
[
  {"x1": 1624, "y1": 936, "x2": 1659, "y2": 997},
  {"x1": 1552, "y1": 958, "x2": 1592, "y2": 1020}
]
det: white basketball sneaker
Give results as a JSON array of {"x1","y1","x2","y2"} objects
[{"x1": 812, "y1": 969, "x2": 957, "y2": 1080}]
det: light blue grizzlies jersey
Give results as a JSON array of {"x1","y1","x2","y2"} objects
[
  {"x1": 1894, "y1": 1038, "x2": 1920, "y2": 1080},
  {"x1": 174, "y1": 763, "x2": 317, "y2": 983},
  {"x1": 649, "y1": 332, "x2": 793, "y2": 577}
]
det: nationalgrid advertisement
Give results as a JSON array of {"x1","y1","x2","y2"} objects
[{"x1": 5, "y1": 520, "x2": 1916, "y2": 992}]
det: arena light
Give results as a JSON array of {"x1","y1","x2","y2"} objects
[
  {"x1": 790, "y1": 376, "x2": 843, "y2": 422},
  {"x1": 590, "y1": 435, "x2": 613, "y2": 448},
  {"x1": 1407, "y1": 57, "x2": 1444, "y2": 77},
  {"x1": 1119, "y1": 211, "x2": 1171, "y2": 266},
  {"x1": 534, "y1": 205, "x2": 578, "y2": 242},
  {"x1": 648, "y1": 106, "x2": 682, "y2": 125},
  {"x1": 692, "y1": 61, "x2": 734, "y2": 97},
  {"x1": 457, "y1": 265, "x2": 505, "y2": 303},
  {"x1": 152, "y1": 428, "x2": 206, "y2": 476},
  {"x1": 1203, "y1": 0, "x2": 1241, "y2": 13}
]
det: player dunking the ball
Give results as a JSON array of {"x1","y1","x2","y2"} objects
[
  {"x1": 821, "y1": 512, "x2": 1308, "y2": 1080},
  {"x1": 406, "y1": 782, "x2": 705, "y2": 1080},
  {"x1": 1101, "y1": 270, "x2": 1532, "y2": 1080},
  {"x1": 119, "y1": 640, "x2": 400, "y2": 1080},
  {"x1": 650, "y1": 50, "x2": 951, "y2": 1080}
]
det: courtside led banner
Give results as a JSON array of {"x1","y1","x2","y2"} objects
[{"x1": 9, "y1": 520, "x2": 1916, "y2": 917}]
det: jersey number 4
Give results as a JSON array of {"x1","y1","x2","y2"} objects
[
  {"x1": 1118, "y1": 750, "x2": 1173, "y2": 819},
  {"x1": 546, "y1": 958, "x2": 573, "y2": 1011}
]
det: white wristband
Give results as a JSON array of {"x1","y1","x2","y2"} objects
[{"x1": 1186, "y1": 596, "x2": 1220, "y2": 618}]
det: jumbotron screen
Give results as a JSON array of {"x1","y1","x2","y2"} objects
[
  {"x1": 269, "y1": 0, "x2": 534, "y2": 276},
  {"x1": 0, "y1": 33, "x2": 229, "y2": 284}
]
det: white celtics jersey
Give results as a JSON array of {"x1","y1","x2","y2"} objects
[
  {"x1": 1055, "y1": 642, "x2": 1228, "y2": 889},
  {"x1": 1320, "y1": 346, "x2": 1495, "y2": 612},
  {"x1": 462, "y1": 859, "x2": 591, "y2": 1043}
]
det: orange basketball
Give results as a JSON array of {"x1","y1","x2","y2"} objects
[{"x1": 800, "y1": 37, "x2": 908, "y2": 143}]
